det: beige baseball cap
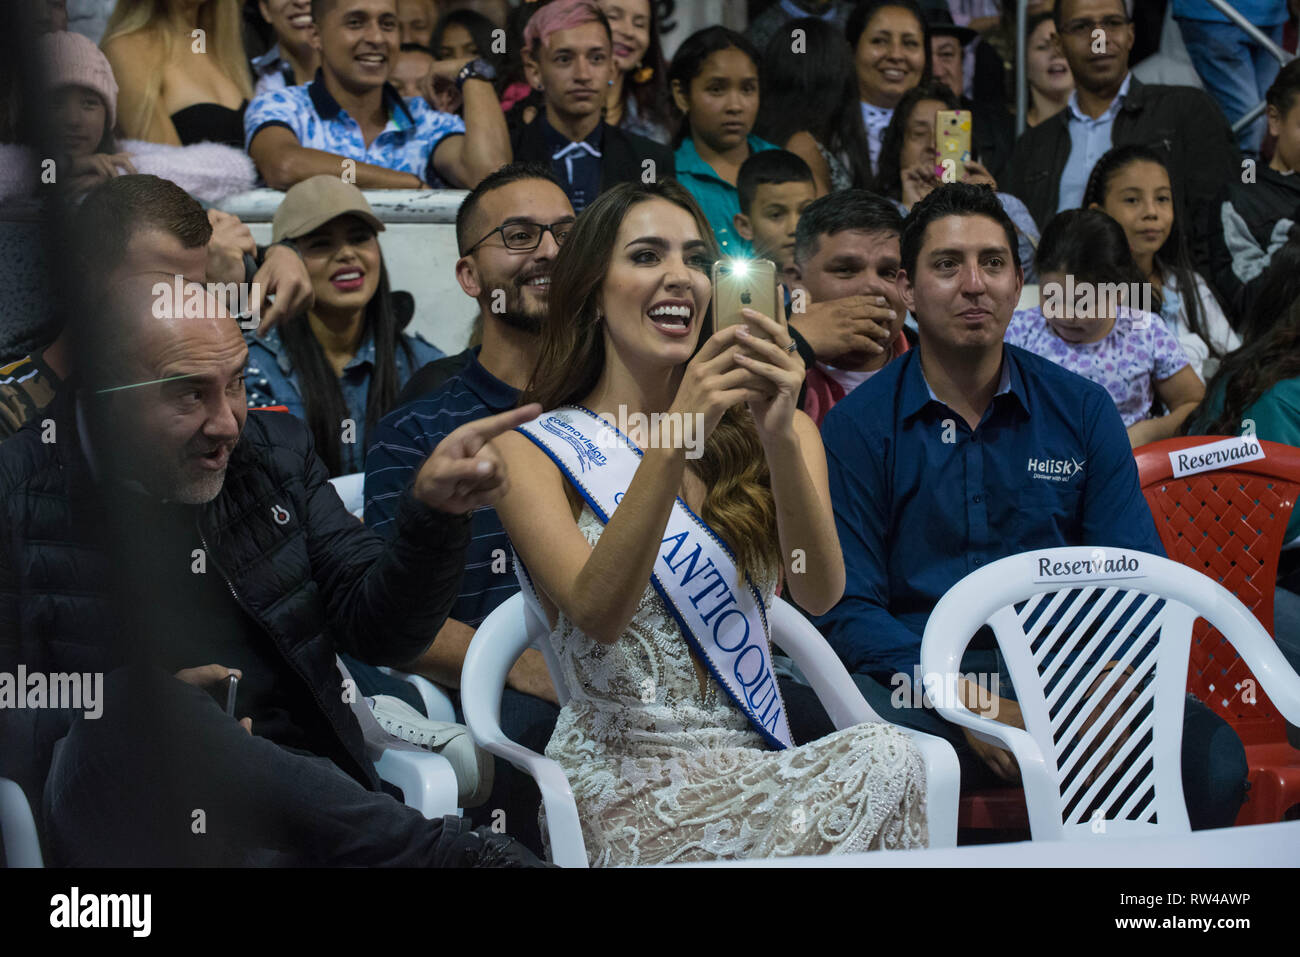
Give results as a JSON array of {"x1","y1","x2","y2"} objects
[{"x1": 271, "y1": 175, "x2": 386, "y2": 243}]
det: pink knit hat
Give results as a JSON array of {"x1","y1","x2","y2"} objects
[{"x1": 40, "y1": 30, "x2": 119, "y2": 132}]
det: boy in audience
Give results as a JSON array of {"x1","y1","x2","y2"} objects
[
  {"x1": 1001, "y1": 0, "x2": 1237, "y2": 267},
  {"x1": 245, "y1": 0, "x2": 508, "y2": 190},
  {"x1": 787, "y1": 189, "x2": 910, "y2": 426},
  {"x1": 1211, "y1": 59, "x2": 1300, "y2": 316},
  {"x1": 814, "y1": 183, "x2": 1248, "y2": 828},
  {"x1": 510, "y1": 0, "x2": 673, "y2": 212},
  {"x1": 731, "y1": 149, "x2": 816, "y2": 287}
]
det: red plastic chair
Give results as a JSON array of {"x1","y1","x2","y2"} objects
[
  {"x1": 956, "y1": 436, "x2": 1300, "y2": 834},
  {"x1": 1135, "y1": 436, "x2": 1300, "y2": 826}
]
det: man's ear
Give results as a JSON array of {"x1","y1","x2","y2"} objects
[
  {"x1": 1268, "y1": 104, "x2": 1282, "y2": 140},
  {"x1": 670, "y1": 78, "x2": 690, "y2": 115},
  {"x1": 309, "y1": 22, "x2": 322, "y2": 55},
  {"x1": 523, "y1": 50, "x2": 542, "y2": 90},
  {"x1": 733, "y1": 212, "x2": 753, "y2": 241},
  {"x1": 258, "y1": 0, "x2": 272, "y2": 24},
  {"x1": 896, "y1": 268, "x2": 915, "y2": 314},
  {"x1": 455, "y1": 255, "x2": 483, "y2": 299}
]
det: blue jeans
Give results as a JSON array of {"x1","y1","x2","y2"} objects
[{"x1": 1177, "y1": 17, "x2": 1286, "y2": 153}]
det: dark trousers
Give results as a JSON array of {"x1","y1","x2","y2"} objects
[{"x1": 44, "y1": 667, "x2": 481, "y2": 866}]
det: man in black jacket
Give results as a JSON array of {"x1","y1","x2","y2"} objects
[
  {"x1": 510, "y1": 0, "x2": 674, "y2": 212},
  {"x1": 1000, "y1": 0, "x2": 1238, "y2": 269},
  {"x1": 0, "y1": 175, "x2": 543, "y2": 866}
]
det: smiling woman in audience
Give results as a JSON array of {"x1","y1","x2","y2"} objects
[
  {"x1": 1023, "y1": 11, "x2": 1073, "y2": 129},
  {"x1": 597, "y1": 0, "x2": 672, "y2": 144},
  {"x1": 491, "y1": 179, "x2": 927, "y2": 866},
  {"x1": 244, "y1": 176, "x2": 443, "y2": 476},
  {"x1": 102, "y1": 0, "x2": 253, "y2": 148},
  {"x1": 846, "y1": 0, "x2": 931, "y2": 175}
]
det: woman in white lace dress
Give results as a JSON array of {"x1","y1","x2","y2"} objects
[{"x1": 494, "y1": 180, "x2": 927, "y2": 865}]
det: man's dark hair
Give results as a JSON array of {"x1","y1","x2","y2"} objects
[
  {"x1": 69, "y1": 174, "x2": 212, "y2": 297},
  {"x1": 455, "y1": 161, "x2": 567, "y2": 254},
  {"x1": 1053, "y1": 0, "x2": 1127, "y2": 30},
  {"x1": 1267, "y1": 58, "x2": 1300, "y2": 119},
  {"x1": 737, "y1": 149, "x2": 813, "y2": 215},
  {"x1": 61, "y1": 175, "x2": 213, "y2": 390},
  {"x1": 899, "y1": 182, "x2": 1020, "y2": 278},
  {"x1": 794, "y1": 189, "x2": 902, "y2": 266}
]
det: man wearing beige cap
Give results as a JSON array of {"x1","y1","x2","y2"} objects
[{"x1": 243, "y1": 175, "x2": 443, "y2": 476}]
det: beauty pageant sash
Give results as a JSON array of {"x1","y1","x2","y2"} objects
[{"x1": 514, "y1": 405, "x2": 792, "y2": 749}]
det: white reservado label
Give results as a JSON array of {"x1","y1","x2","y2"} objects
[{"x1": 1168, "y1": 436, "x2": 1265, "y2": 479}]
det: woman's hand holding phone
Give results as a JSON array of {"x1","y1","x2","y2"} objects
[{"x1": 732, "y1": 289, "x2": 804, "y2": 445}]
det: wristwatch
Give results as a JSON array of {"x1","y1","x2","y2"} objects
[{"x1": 455, "y1": 58, "x2": 497, "y2": 90}]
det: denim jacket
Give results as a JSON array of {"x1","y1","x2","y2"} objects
[{"x1": 244, "y1": 326, "x2": 444, "y2": 475}]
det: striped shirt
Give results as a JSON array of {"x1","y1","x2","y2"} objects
[{"x1": 364, "y1": 347, "x2": 520, "y2": 627}]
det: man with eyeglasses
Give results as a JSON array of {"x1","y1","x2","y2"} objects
[
  {"x1": 363, "y1": 162, "x2": 572, "y2": 854},
  {"x1": 1002, "y1": 0, "x2": 1238, "y2": 268}
]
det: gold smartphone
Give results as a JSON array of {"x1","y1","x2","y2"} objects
[
  {"x1": 935, "y1": 109, "x2": 972, "y2": 182},
  {"x1": 711, "y1": 258, "x2": 779, "y2": 340}
]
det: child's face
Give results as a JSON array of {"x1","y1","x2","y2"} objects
[
  {"x1": 52, "y1": 85, "x2": 106, "y2": 158},
  {"x1": 1095, "y1": 160, "x2": 1172, "y2": 266},
  {"x1": 1268, "y1": 98, "x2": 1300, "y2": 172},
  {"x1": 1039, "y1": 268, "x2": 1117, "y2": 344},
  {"x1": 673, "y1": 48, "x2": 759, "y2": 153},
  {"x1": 746, "y1": 180, "x2": 815, "y2": 268},
  {"x1": 391, "y1": 49, "x2": 434, "y2": 100}
]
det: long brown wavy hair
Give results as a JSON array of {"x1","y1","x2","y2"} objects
[
  {"x1": 521, "y1": 180, "x2": 779, "y2": 585},
  {"x1": 1185, "y1": 292, "x2": 1300, "y2": 436}
]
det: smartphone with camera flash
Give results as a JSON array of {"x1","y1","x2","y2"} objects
[
  {"x1": 711, "y1": 258, "x2": 780, "y2": 340},
  {"x1": 935, "y1": 109, "x2": 972, "y2": 183}
]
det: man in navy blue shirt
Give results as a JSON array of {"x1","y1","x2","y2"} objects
[
  {"x1": 365, "y1": 162, "x2": 571, "y2": 851},
  {"x1": 815, "y1": 183, "x2": 1247, "y2": 827}
]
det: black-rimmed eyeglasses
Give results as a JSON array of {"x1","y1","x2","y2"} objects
[{"x1": 461, "y1": 219, "x2": 576, "y2": 256}]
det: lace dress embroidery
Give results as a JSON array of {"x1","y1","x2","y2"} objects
[{"x1": 541, "y1": 505, "x2": 929, "y2": 865}]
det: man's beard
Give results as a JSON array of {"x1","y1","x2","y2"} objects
[{"x1": 493, "y1": 279, "x2": 547, "y2": 334}]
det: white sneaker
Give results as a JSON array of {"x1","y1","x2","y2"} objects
[{"x1": 367, "y1": 695, "x2": 494, "y2": 808}]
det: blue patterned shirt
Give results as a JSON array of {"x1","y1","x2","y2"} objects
[{"x1": 244, "y1": 69, "x2": 466, "y2": 186}]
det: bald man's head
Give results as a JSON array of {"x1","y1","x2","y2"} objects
[{"x1": 90, "y1": 270, "x2": 249, "y2": 504}]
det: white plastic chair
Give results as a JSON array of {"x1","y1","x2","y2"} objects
[
  {"x1": 327, "y1": 472, "x2": 366, "y2": 519},
  {"x1": 461, "y1": 591, "x2": 961, "y2": 867},
  {"x1": 921, "y1": 546, "x2": 1300, "y2": 841}
]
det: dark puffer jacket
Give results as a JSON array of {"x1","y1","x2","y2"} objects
[{"x1": 0, "y1": 391, "x2": 469, "y2": 801}]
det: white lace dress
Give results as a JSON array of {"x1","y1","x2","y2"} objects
[{"x1": 541, "y1": 506, "x2": 929, "y2": 866}]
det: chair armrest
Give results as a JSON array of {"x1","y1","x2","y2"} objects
[
  {"x1": 768, "y1": 599, "x2": 961, "y2": 848},
  {"x1": 0, "y1": 777, "x2": 43, "y2": 867},
  {"x1": 472, "y1": 735, "x2": 587, "y2": 869},
  {"x1": 378, "y1": 667, "x2": 457, "y2": 723},
  {"x1": 768, "y1": 599, "x2": 885, "y2": 728},
  {"x1": 374, "y1": 746, "x2": 460, "y2": 819}
]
